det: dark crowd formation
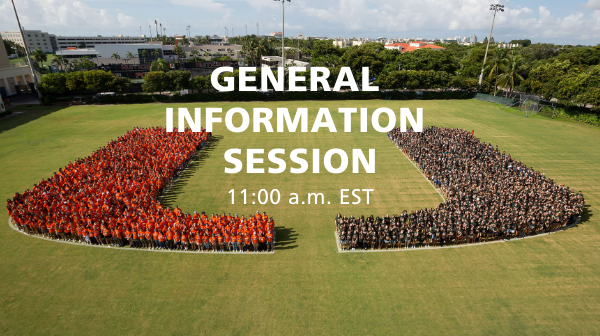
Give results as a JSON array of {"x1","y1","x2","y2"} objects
[
  {"x1": 6, "y1": 127, "x2": 275, "y2": 253},
  {"x1": 336, "y1": 126, "x2": 585, "y2": 250}
]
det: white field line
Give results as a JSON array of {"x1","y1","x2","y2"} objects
[
  {"x1": 335, "y1": 217, "x2": 581, "y2": 253},
  {"x1": 8, "y1": 218, "x2": 274, "y2": 254},
  {"x1": 397, "y1": 144, "x2": 446, "y2": 202}
]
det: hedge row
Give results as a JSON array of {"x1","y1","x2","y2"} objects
[{"x1": 95, "y1": 90, "x2": 472, "y2": 104}]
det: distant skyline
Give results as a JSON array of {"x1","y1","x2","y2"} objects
[{"x1": 1, "y1": 0, "x2": 599, "y2": 45}]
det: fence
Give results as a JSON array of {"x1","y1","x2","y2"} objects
[{"x1": 473, "y1": 93, "x2": 516, "y2": 106}]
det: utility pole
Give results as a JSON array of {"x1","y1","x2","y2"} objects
[
  {"x1": 479, "y1": 4, "x2": 504, "y2": 85},
  {"x1": 245, "y1": 24, "x2": 247, "y2": 36},
  {"x1": 155, "y1": 20, "x2": 158, "y2": 37},
  {"x1": 257, "y1": 22, "x2": 259, "y2": 36},
  {"x1": 10, "y1": 0, "x2": 42, "y2": 102},
  {"x1": 149, "y1": 26, "x2": 152, "y2": 41}
]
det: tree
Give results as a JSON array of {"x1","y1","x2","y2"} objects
[
  {"x1": 485, "y1": 49, "x2": 509, "y2": 95},
  {"x1": 191, "y1": 75, "x2": 210, "y2": 92},
  {"x1": 51, "y1": 55, "x2": 68, "y2": 72},
  {"x1": 142, "y1": 71, "x2": 168, "y2": 93},
  {"x1": 65, "y1": 71, "x2": 86, "y2": 93},
  {"x1": 180, "y1": 36, "x2": 189, "y2": 45},
  {"x1": 108, "y1": 76, "x2": 132, "y2": 93},
  {"x1": 150, "y1": 59, "x2": 169, "y2": 72},
  {"x1": 521, "y1": 43, "x2": 559, "y2": 61},
  {"x1": 31, "y1": 49, "x2": 48, "y2": 70},
  {"x1": 126, "y1": 51, "x2": 135, "y2": 65},
  {"x1": 173, "y1": 44, "x2": 184, "y2": 63},
  {"x1": 496, "y1": 53, "x2": 525, "y2": 96},
  {"x1": 139, "y1": 50, "x2": 148, "y2": 64},
  {"x1": 311, "y1": 40, "x2": 344, "y2": 58},
  {"x1": 165, "y1": 70, "x2": 191, "y2": 91},
  {"x1": 190, "y1": 50, "x2": 200, "y2": 59},
  {"x1": 38, "y1": 73, "x2": 68, "y2": 95},
  {"x1": 111, "y1": 52, "x2": 121, "y2": 63},
  {"x1": 509, "y1": 39, "x2": 532, "y2": 47}
]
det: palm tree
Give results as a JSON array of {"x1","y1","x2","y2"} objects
[
  {"x1": 31, "y1": 49, "x2": 47, "y2": 70},
  {"x1": 150, "y1": 58, "x2": 169, "y2": 72},
  {"x1": 126, "y1": 51, "x2": 135, "y2": 65},
  {"x1": 497, "y1": 52, "x2": 525, "y2": 97},
  {"x1": 111, "y1": 52, "x2": 121, "y2": 64},
  {"x1": 139, "y1": 50, "x2": 148, "y2": 64},
  {"x1": 51, "y1": 55, "x2": 68, "y2": 72},
  {"x1": 190, "y1": 49, "x2": 200, "y2": 60},
  {"x1": 152, "y1": 49, "x2": 162, "y2": 62},
  {"x1": 203, "y1": 51, "x2": 211, "y2": 60},
  {"x1": 173, "y1": 44, "x2": 183, "y2": 63},
  {"x1": 485, "y1": 49, "x2": 509, "y2": 96}
]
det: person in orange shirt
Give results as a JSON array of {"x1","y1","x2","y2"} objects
[
  {"x1": 194, "y1": 233, "x2": 202, "y2": 251},
  {"x1": 166, "y1": 228, "x2": 174, "y2": 250},
  {"x1": 209, "y1": 235, "x2": 217, "y2": 252},
  {"x1": 223, "y1": 232, "x2": 231, "y2": 252},
  {"x1": 251, "y1": 232, "x2": 259, "y2": 252},
  {"x1": 158, "y1": 230, "x2": 166, "y2": 249},
  {"x1": 266, "y1": 230, "x2": 274, "y2": 252},
  {"x1": 181, "y1": 233, "x2": 189, "y2": 251},
  {"x1": 173, "y1": 230, "x2": 181, "y2": 250},
  {"x1": 231, "y1": 234, "x2": 238, "y2": 252},
  {"x1": 259, "y1": 232, "x2": 266, "y2": 252},
  {"x1": 217, "y1": 234, "x2": 224, "y2": 252},
  {"x1": 243, "y1": 233, "x2": 251, "y2": 252}
]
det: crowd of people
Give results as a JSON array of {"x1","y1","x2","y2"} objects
[
  {"x1": 336, "y1": 126, "x2": 585, "y2": 250},
  {"x1": 6, "y1": 127, "x2": 275, "y2": 253}
]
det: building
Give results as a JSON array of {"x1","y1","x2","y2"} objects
[
  {"x1": 270, "y1": 32, "x2": 283, "y2": 39},
  {"x1": 260, "y1": 56, "x2": 310, "y2": 69},
  {"x1": 497, "y1": 43, "x2": 522, "y2": 49},
  {"x1": 0, "y1": 30, "x2": 53, "y2": 53},
  {"x1": 470, "y1": 35, "x2": 478, "y2": 43},
  {"x1": 55, "y1": 42, "x2": 244, "y2": 66},
  {"x1": 0, "y1": 34, "x2": 37, "y2": 98},
  {"x1": 54, "y1": 35, "x2": 147, "y2": 51},
  {"x1": 384, "y1": 41, "x2": 445, "y2": 52},
  {"x1": 56, "y1": 44, "x2": 163, "y2": 65},
  {"x1": 332, "y1": 40, "x2": 364, "y2": 48}
]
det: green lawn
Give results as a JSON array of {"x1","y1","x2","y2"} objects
[{"x1": 0, "y1": 99, "x2": 599, "y2": 335}]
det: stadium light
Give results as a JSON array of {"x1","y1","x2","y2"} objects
[
  {"x1": 479, "y1": 4, "x2": 504, "y2": 86},
  {"x1": 10, "y1": 0, "x2": 42, "y2": 103},
  {"x1": 273, "y1": 0, "x2": 291, "y2": 73}
]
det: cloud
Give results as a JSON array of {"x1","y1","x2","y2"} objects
[
  {"x1": 0, "y1": 0, "x2": 115, "y2": 28},
  {"x1": 170, "y1": 0, "x2": 225, "y2": 11},
  {"x1": 585, "y1": 0, "x2": 600, "y2": 10},
  {"x1": 117, "y1": 13, "x2": 138, "y2": 27},
  {"x1": 294, "y1": 0, "x2": 600, "y2": 40}
]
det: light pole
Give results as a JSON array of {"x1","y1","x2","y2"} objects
[
  {"x1": 274, "y1": 0, "x2": 290, "y2": 69},
  {"x1": 479, "y1": 4, "x2": 504, "y2": 85},
  {"x1": 225, "y1": 27, "x2": 228, "y2": 40},
  {"x1": 10, "y1": 0, "x2": 42, "y2": 102}
]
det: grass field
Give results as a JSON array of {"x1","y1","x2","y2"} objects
[{"x1": 0, "y1": 99, "x2": 599, "y2": 335}]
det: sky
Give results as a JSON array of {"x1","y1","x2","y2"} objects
[{"x1": 0, "y1": 0, "x2": 599, "y2": 45}]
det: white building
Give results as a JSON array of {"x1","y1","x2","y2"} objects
[
  {"x1": 54, "y1": 35, "x2": 146, "y2": 51},
  {"x1": 0, "y1": 35, "x2": 37, "y2": 98},
  {"x1": 260, "y1": 56, "x2": 310, "y2": 69},
  {"x1": 56, "y1": 44, "x2": 163, "y2": 65},
  {"x1": 0, "y1": 30, "x2": 53, "y2": 53}
]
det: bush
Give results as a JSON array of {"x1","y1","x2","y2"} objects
[
  {"x1": 0, "y1": 110, "x2": 12, "y2": 118},
  {"x1": 423, "y1": 91, "x2": 475, "y2": 100}
]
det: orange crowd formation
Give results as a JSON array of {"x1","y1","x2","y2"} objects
[{"x1": 6, "y1": 127, "x2": 275, "y2": 253}]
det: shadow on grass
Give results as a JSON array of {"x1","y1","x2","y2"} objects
[
  {"x1": 580, "y1": 205, "x2": 593, "y2": 224},
  {"x1": 160, "y1": 135, "x2": 222, "y2": 208},
  {"x1": 274, "y1": 226, "x2": 298, "y2": 250},
  {"x1": 0, "y1": 105, "x2": 68, "y2": 134}
]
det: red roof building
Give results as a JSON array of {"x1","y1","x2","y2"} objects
[{"x1": 384, "y1": 41, "x2": 445, "y2": 52}]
